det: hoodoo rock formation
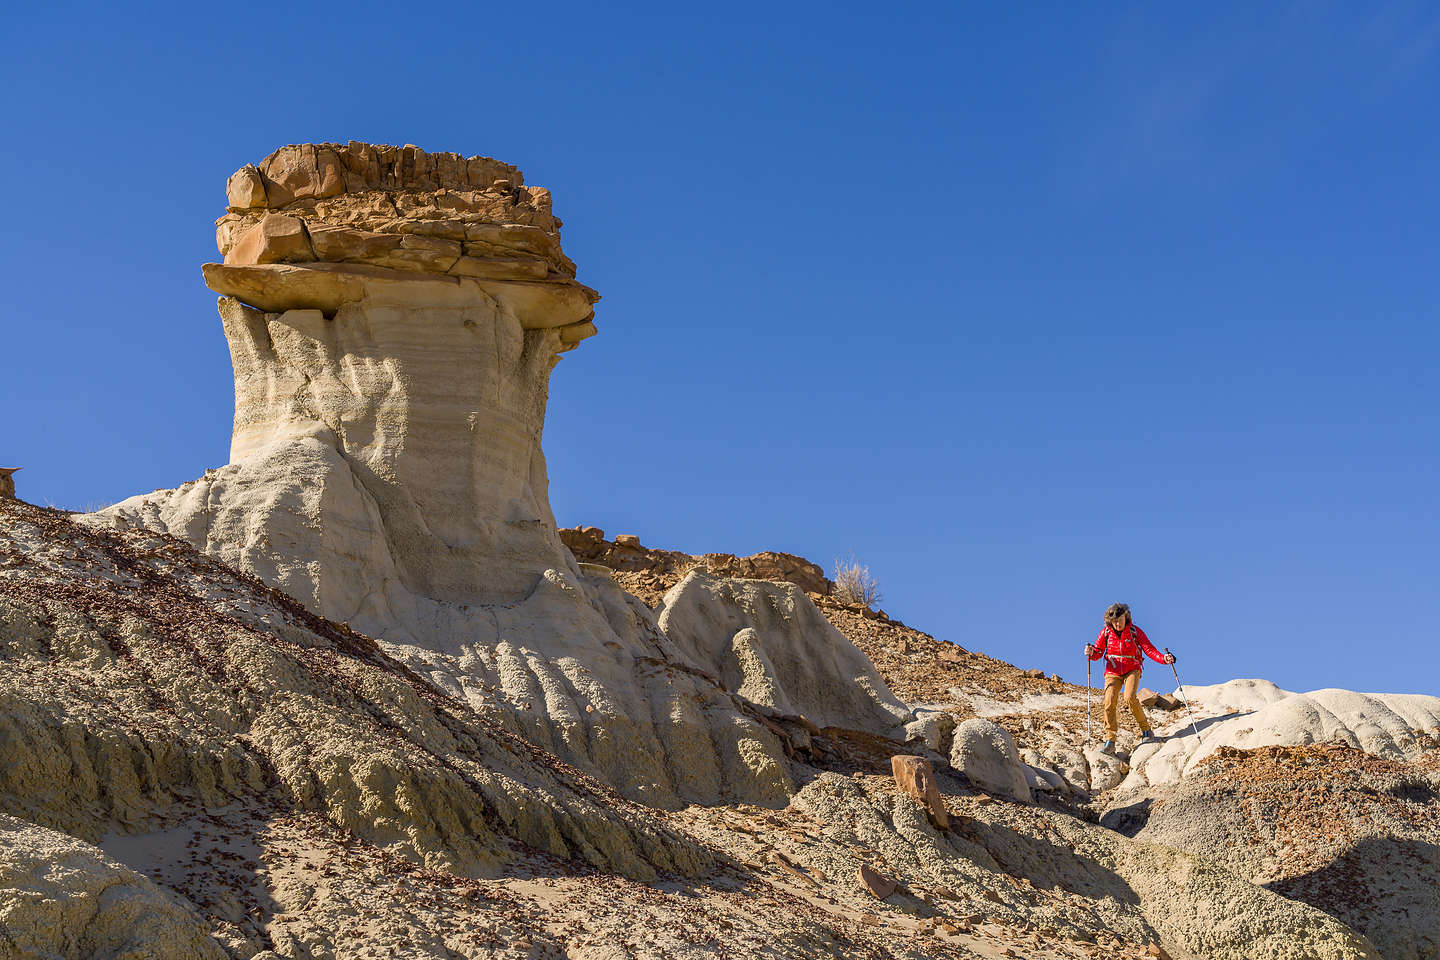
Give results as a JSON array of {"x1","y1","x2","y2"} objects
[
  {"x1": 204, "y1": 142, "x2": 598, "y2": 606},
  {"x1": 99, "y1": 144, "x2": 913, "y2": 810}
]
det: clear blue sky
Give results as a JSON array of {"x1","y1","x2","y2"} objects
[{"x1": 4, "y1": 3, "x2": 1436, "y2": 695}]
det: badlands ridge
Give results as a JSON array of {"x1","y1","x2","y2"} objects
[{"x1": 1, "y1": 143, "x2": 1437, "y2": 960}]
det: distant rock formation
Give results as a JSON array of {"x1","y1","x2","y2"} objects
[
  {"x1": 0, "y1": 467, "x2": 18, "y2": 500},
  {"x1": 560, "y1": 525, "x2": 834, "y2": 597},
  {"x1": 98, "y1": 144, "x2": 912, "y2": 810}
]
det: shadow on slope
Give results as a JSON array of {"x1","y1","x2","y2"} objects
[{"x1": 1272, "y1": 837, "x2": 1440, "y2": 960}]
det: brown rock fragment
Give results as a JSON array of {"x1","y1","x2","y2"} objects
[
  {"x1": 447, "y1": 257, "x2": 550, "y2": 281},
  {"x1": 315, "y1": 146, "x2": 346, "y2": 199},
  {"x1": 769, "y1": 852, "x2": 818, "y2": 887},
  {"x1": 1147, "y1": 943, "x2": 1173, "y2": 960},
  {"x1": 0, "y1": 468, "x2": 19, "y2": 500},
  {"x1": 463, "y1": 222, "x2": 558, "y2": 258},
  {"x1": 1137, "y1": 688, "x2": 1159, "y2": 708},
  {"x1": 225, "y1": 215, "x2": 314, "y2": 266},
  {"x1": 556, "y1": 319, "x2": 598, "y2": 354},
  {"x1": 890, "y1": 755, "x2": 949, "y2": 829},
  {"x1": 398, "y1": 219, "x2": 468, "y2": 242},
  {"x1": 375, "y1": 235, "x2": 461, "y2": 273},
  {"x1": 308, "y1": 227, "x2": 401, "y2": 263},
  {"x1": 856, "y1": 864, "x2": 896, "y2": 900},
  {"x1": 226, "y1": 165, "x2": 268, "y2": 210}
]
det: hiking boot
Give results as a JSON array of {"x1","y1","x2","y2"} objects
[
  {"x1": 1101, "y1": 740, "x2": 1116, "y2": 755},
  {"x1": 1139, "y1": 731, "x2": 1157, "y2": 745}
]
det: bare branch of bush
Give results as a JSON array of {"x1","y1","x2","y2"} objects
[{"x1": 832, "y1": 554, "x2": 882, "y2": 607}]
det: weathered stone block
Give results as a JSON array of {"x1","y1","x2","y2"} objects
[
  {"x1": 890, "y1": 754, "x2": 949, "y2": 829},
  {"x1": 448, "y1": 257, "x2": 549, "y2": 281},
  {"x1": 225, "y1": 214, "x2": 314, "y2": 266},
  {"x1": 226, "y1": 165, "x2": 268, "y2": 210}
]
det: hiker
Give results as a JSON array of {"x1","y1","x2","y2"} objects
[{"x1": 1084, "y1": 602, "x2": 1175, "y2": 754}]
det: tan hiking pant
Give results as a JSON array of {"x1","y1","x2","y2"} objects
[{"x1": 1103, "y1": 668, "x2": 1151, "y2": 739}]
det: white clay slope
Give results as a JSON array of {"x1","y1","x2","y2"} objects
[{"x1": 1121, "y1": 685, "x2": 1440, "y2": 789}]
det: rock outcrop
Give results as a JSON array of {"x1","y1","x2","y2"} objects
[
  {"x1": 656, "y1": 570, "x2": 911, "y2": 735},
  {"x1": 560, "y1": 525, "x2": 834, "y2": 597},
  {"x1": 98, "y1": 144, "x2": 907, "y2": 811},
  {"x1": 1116, "y1": 685, "x2": 1440, "y2": 790},
  {"x1": 950, "y1": 718, "x2": 1031, "y2": 802},
  {"x1": 0, "y1": 467, "x2": 17, "y2": 499}
]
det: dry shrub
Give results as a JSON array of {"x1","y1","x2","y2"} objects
[{"x1": 832, "y1": 554, "x2": 882, "y2": 607}]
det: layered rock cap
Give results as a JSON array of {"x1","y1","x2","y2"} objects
[{"x1": 207, "y1": 142, "x2": 598, "y2": 348}]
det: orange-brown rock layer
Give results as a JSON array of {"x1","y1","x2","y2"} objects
[
  {"x1": 210, "y1": 143, "x2": 596, "y2": 345},
  {"x1": 559, "y1": 525, "x2": 833, "y2": 599}
]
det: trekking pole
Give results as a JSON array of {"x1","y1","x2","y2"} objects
[
  {"x1": 1085, "y1": 656, "x2": 1093, "y2": 746},
  {"x1": 1165, "y1": 647, "x2": 1202, "y2": 743}
]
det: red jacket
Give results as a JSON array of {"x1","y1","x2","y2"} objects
[{"x1": 1088, "y1": 624, "x2": 1166, "y2": 677}]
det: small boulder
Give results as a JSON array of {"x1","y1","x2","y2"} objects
[
  {"x1": 1019, "y1": 751, "x2": 1071, "y2": 795},
  {"x1": 1137, "y1": 688, "x2": 1160, "y2": 708},
  {"x1": 225, "y1": 214, "x2": 314, "y2": 266},
  {"x1": 225, "y1": 164, "x2": 268, "y2": 210},
  {"x1": 890, "y1": 755, "x2": 949, "y2": 829},
  {"x1": 950, "y1": 718, "x2": 1030, "y2": 802},
  {"x1": 1084, "y1": 743, "x2": 1130, "y2": 792},
  {"x1": 857, "y1": 864, "x2": 897, "y2": 900},
  {"x1": 902, "y1": 711, "x2": 955, "y2": 753}
]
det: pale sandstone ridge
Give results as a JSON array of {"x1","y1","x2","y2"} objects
[{"x1": 100, "y1": 145, "x2": 912, "y2": 810}]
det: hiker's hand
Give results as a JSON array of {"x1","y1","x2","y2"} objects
[
  {"x1": 1165, "y1": 653, "x2": 1176, "y2": 665},
  {"x1": 1084, "y1": 644, "x2": 1096, "y2": 658}
]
